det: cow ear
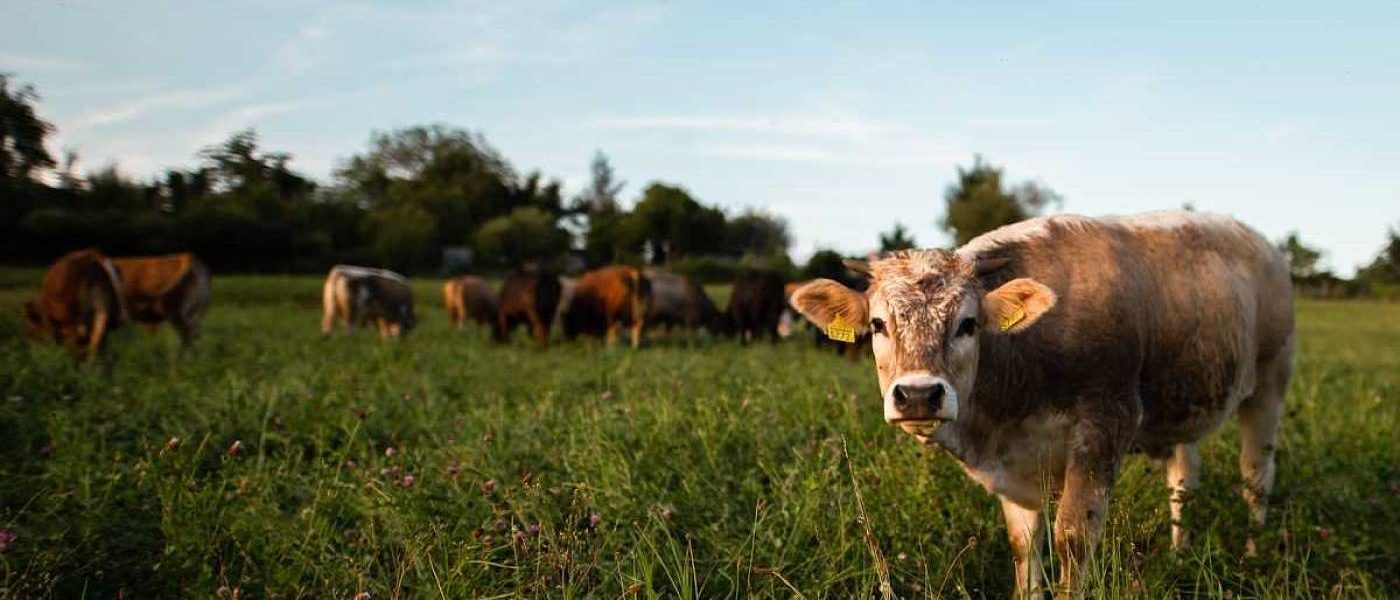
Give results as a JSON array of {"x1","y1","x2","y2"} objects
[
  {"x1": 983, "y1": 278, "x2": 1056, "y2": 334},
  {"x1": 790, "y1": 279, "x2": 869, "y2": 334}
]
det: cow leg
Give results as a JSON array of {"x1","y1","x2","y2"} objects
[
  {"x1": 1162, "y1": 443, "x2": 1201, "y2": 551},
  {"x1": 528, "y1": 314, "x2": 549, "y2": 348},
  {"x1": 173, "y1": 318, "x2": 198, "y2": 358},
  {"x1": 1054, "y1": 417, "x2": 1130, "y2": 597},
  {"x1": 1238, "y1": 337, "x2": 1291, "y2": 556},
  {"x1": 629, "y1": 320, "x2": 643, "y2": 349},
  {"x1": 1001, "y1": 497, "x2": 1046, "y2": 598},
  {"x1": 605, "y1": 321, "x2": 620, "y2": 347}
]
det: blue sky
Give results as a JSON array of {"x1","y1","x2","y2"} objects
[{"x1": 4, "y1": 0, "x2": 1397, "y2": 273}]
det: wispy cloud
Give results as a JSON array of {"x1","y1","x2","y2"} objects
[
  {"x1": 695, "y1": 142, "x2": 835, "y2": 163},
  {"x1": 276, "y1": 23, "x2": 332, "y2": 77},
  {"x1": 71, "y1": 86, "x2": 243, "y2": 128},
  {"x1": 191, "y1": 100, "x2": 311, "y2": 145},
  {"x1": 594, "y1": 114, "x2": 895, "y2": 139}
]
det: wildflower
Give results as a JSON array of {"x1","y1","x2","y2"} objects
[
  {"x1": 354, "y1": 408, "x2": 367, "y2": 421},
  {"x1": 600, "y1": 390, "x2": 614, "y2": 400},
  {"x1": 1316, "y1": 526, "x2": 1332, "y2": 540},
  {"x1": 445, "y1": 461, "x2": 462, "y2": 478},
  {"x1": 164, "y1": 436, "x2": 182, "y2": 452},
  {"x1": 513, "y1": 529, "x2": 527, "y2": 546},
  {"x1": 384, "y1": 446, "x2": 397, "y2": 457},
  {"x1": 481, "y1": 432, "x2": 494, "y2": 443},
  {"x1": 660, "y1": 505, "x2": 675, "y2": 520},
  {"x1": 380, "y1": 465, "x2": 401, "y2": 477},
  {"x1": 226, "y1": 440, "x2": 243, "y2": 457},
  {"x1": 0, "y1": 528, "x2": 16, "y2": 553},
  {"x1": 481, "y1": 479, "x2": 497, "y2": 495},
  {"x1": 400, "y1": 474, "x2": 416, "y2": 487},
  {"x1": 527, "y1": 522, "x2": 541, "y2": 537},
  {"x1": 493, "y1": 519, "x2": 508, "y2": 532},
  {"x1": 967, "y1": 535, "x2": 978, "y2": 549},
  {"x1": 588, "y1": 513, "x2": 602, "y2": 530},
  {"x1": 353, "y1": 593, "x2": 372, "y2": 600}
]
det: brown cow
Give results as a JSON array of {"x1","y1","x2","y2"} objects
[
  {"x1": 21, "y1": 248, "x2": 126, "y2": 362},
  {"x1": 110, "y1": 253, "x2": 211, "y2": 354},
  {"x1": 790, "y1": 212, "x2": 1294, "y2": 596},
  {"x1": 322, "y1": 265, "x2": 416, "y2": 339},
  {"x1": 562, "y1": 266, "x2": 651, "y2": 348},
  {"x1": 726, "y1": 269, "x2": 786, "y2": 344},
  {"x1": 497, "y1": 269, "x2": 562, "y2": 347},
  {"x1": 443, "y1": 275, "x2": 500, "y2": 339}
]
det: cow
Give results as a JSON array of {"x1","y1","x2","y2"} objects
[
  {"x1": 562, "y1": 265, "x2": 652, "y2": 348},
  {"x1": 443, "y1": 275, "x2": 501, "y2": 340},
  {"x1": 789, "y1": 212, "x2": 1294, "y2": 597},
  {"x1": 726, "y1": 269, "x2": 787, "y2": 344},
  {"x1": 21, "y1": 248, "x2": 126, "y2": 362},
  {"x1": 321, "y1": 265, "x2": 416, "y2": 339},
  {"x1": 110, "y1": 253, "x2": 211, "y2": 355},
  {"x1": 497, "y1": 269, "x2": 562, "y2": 347},
  {"x1": 644, "y1": 267, "x2": 720, "y2": 339}
]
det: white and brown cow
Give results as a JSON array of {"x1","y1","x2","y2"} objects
[
  {"x1": 790, "y1": 212, "x2": 1294, "y2": 597},
  {"x1": 321, "y1": 265, "x2": 417, "y2": 339}
]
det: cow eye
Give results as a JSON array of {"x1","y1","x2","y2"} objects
[
  {"x1": 955, "y1": 317, "x2": 978, "y2": 338},
  {"x1": 869, "y1": 317, "x2": 886, "y2": 335}
]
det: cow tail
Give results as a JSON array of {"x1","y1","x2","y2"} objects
[
  {"x1": 322, "y1": 271, "x2": 342, "y2": 334},
  {"x1": 97, "y1": 257, "x2": 128, "y2": 327},
  {"x1": 185, "y1": 259, "x2": 212, "y2": 323}
]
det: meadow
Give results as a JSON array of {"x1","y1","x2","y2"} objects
[{"x1": 0, "y1": 270, "x2": 1396, "y2": 599}]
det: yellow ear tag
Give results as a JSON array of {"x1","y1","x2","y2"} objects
[
  {"x1": 999, "y1": 306, "x2": 1025, "y2": 332},
  {"x1": 826, "y1": 315, "x2": 857, "y2": 343}
]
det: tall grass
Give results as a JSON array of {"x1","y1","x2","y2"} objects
[{"x1": 0, "y1": 274, "x2": 1395, "y2": 598}]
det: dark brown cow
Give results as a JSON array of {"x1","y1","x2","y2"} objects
[
  {"x1": 644, "y1": 267, "x2": 719, "y2": 338},
  {"x1": 790, "y1": 212, "x2": 1294, "y2": 596},
  {"x1": 562, "y1": 266, "x2": 651, "y2": 348},
  {"x1": 443, "y1": 275, "x2": 500, "y2": 340},
  {"x1": 22, "y1": 248, "x2": 125, "y2": 362},
  {"x1": 110, "y1": 253, "x2": 211, "y2": 354},
  {"x1": 726, "y1": 269, "x2": 786, "y2": 344},
  {"x1": 497, "y1": 269, "x2": 562, "y2": 347}
]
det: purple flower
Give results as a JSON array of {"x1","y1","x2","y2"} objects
[
  {"x1": 384, "y1": 446, "x2": 398, "y2": 457},
  {"x1": 481, "y1": 479, "x2": 497, "y2": 495},
  {"x1": 527, "y1": 522, "x2": 541, "y2": 537},
  {"x1": 588, "y1": 513, "x2": 602, "y2": 530},
  {"x1": 0, "y1": 529, "x2": 16, "y2": 553},
  {"x1": 400, "y1": 474, "x2": 416, "y2": 487}
]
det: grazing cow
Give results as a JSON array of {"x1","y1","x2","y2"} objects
[
  {"x1": 562, "y1": 266, "x2": 652, "y2": 348},
  {"x1": 443, "y1": 275, "x2": 501, "y2": 339},
  {"x1": 644, "y1": 267, "x2": 720, "y2": 337},
  {"x1": 110, "y1": 253, "x2": 211, "y2": 354},
  {"x1": 321, "y1": 265, "x2": 416, "y2": 338},
  {"x1": 726, "y1": 269, "x2": 787, "y2": 344},
  {"x1": 789, "y1": 212, "x2": 1294, "y2": 596},
  {"x1": 21, "y1": 248, "x2": 126, "y2": 362},
  {"x1": 497, "y1": 269, "x2": 562, "y2": 347}
]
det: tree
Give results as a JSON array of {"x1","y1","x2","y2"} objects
[
  {"x1": 804, "y1": 248, "x2": 849, "y2": 280},
  {"x1": 367, "y1": 203, "x2": 438, "y2": 272},
  {"x1": 879, "y1": 223, "x2": 917, "y2": 251},
  {"x1": 1357, "y1": 226, "x2": 1400, "y2": 286},
  {"x1": 474, "y1": 206, "x2": 571, "y2": 267},
  {"x1": 0, "y1": 74, "x2": 56, "y2": 185},
  {"x1": 625, "y1": 182, "x2": 726, "y2": 265},
  {"x1": 575, "y1": 150, "x2": 625, "y2": 214},
  {"x1": 724, "y1": 210, "x2": 791, "y2": 257},
  {"x1": 941, "y1": 156, "x2": 1060, "y2": 246},
  {"x1": 1277, "y1": 232, "x2": 1324, "y2": 281}
]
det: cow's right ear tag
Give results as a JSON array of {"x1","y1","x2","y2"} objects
[{"x1": 826, "y1": 315, "x2": 857, "y2": 343}]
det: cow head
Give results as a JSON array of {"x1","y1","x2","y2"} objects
[{"x1": 789, "y1": 250, "x2": 1055, "y2": 438}]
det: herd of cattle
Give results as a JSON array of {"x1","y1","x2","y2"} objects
[
  {"x1": 19, "y1": 247, "x2": 842, "y2": 360},
  {"x1": 16, "y1": 211, "x2": 1298, "y2": 596}
]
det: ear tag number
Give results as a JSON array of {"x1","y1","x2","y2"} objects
[
  {"x1": 999, "y1": 306, "x2": 1025, "y2": 332},
  {"x1": 827, "y1": 315, "x2": 857, "y2": 343}
]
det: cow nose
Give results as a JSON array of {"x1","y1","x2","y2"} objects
[{"x1": 892, "y1": 381, "x2": 946, "y2": 413}]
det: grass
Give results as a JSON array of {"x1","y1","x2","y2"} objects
[{"x1": 0, "y1": 270, "x2": 1396, "y2": 598}]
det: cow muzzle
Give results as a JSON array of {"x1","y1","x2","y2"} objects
[{"x1": 884, "y1": 373, "x2": 958, "y2": 426}]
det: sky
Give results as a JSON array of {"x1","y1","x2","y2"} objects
[{"x1": 3, "y1": 0, "x2": 1397, "y2": 274}]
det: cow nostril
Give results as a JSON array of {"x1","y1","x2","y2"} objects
[
  {"x1": 892, "y1": 385, "x2": 910, "y2": 410},
  {"x1": 928, "y1": 384, "x2": 946, "y2": 403}
]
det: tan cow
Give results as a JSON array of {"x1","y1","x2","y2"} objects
[
  {"x1": 22, "y1": 248, "x2": 126, "y2": 362},
  {"x1": 562, "y1": 266, "x2": 651, "y2": 348},
  {"x1": 322, "y1": 265, "x2": 416, "y2": 339},
  {"x1": 443, "y1": 275, "x2": 500, "y2": 339},
  {"x1": 110, "y1": 253, "x2": 211, "y2": 355},
  {"x1": 790, "y1": 212, "x2": 1294, "y2": 596}
]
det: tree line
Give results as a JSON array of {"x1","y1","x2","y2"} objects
[{"x1": 2, "y1": 74, "x2": 1396, "y2": 294}]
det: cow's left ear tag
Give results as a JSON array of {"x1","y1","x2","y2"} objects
[
  {"x1": 999, "y1": 305, "x2": 1025, "y2": 332},
  {"x1": 827, "y1": 315, "x2": 857, "y2": 343}
]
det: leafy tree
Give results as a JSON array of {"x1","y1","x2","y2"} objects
[
  {"x1": 724, "y1": 210, "x2": 791, "y2": 257},
  {"x1": 1357, "y1": 226, "x2": 1400, "y2": 285},
  {"x1": 367, "y1": 203, "x2": 438, "y2": 272},
  {"x1": 879, "y1": 223, "x2": 917, "y2": 251},
  {"x1": 625, "y1": 182, "x2": 726, "y2": 265},
  {"x1": 475, "y1": 206, "x2": 570, "y2": 267},
  {"x1": 0, "y1": 74, "x2": 56, "y2": 185},
  {"x1": 803, "y1": 249, "x2": 849, "y2": 280},
  {"x1": 575, "y1": 150, "x2": 625, "y2": 214},
  {"x1": 1277, "y1": 232, "x2": 1324, "y2": 281},
  {"x1": 576, "y1": 151, "x2": 629, "y2": 266},
  {"x1": 941, "y1": 156, "x2": 1060, "y2": 246}
]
